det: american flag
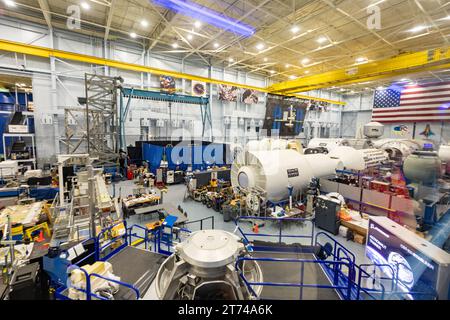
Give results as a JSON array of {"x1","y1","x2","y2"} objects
[{"x1": 371, "y1": 81, "x2": 450, "y2": 122}]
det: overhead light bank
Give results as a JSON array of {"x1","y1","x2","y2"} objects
[{"x1": 152, "y1": 0, "x2": 255, "y2": 37}]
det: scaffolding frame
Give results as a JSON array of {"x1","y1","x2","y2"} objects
[{"x1": 84, "y1": 74, "x2": 123, "y2": 166}]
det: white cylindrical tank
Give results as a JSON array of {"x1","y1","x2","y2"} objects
[
  {"x1": 372, "y1": 139, "x2": 422, "y2": 160},
  {"x1": 403, "y1": 151, "x2": 441, "y2": 185},
  {"x1": 307, "y1": 138, "x2": 349, "y2": 153},
  {"x1": 231, "y1": 149, "x2": 342, "y2": 202},
  {"x1": 363, "y1": 122, "x2": 384, "y2": 138},
  {"x1": 328, "y1": 147, "x2": 388, "y2": 171},
  {"x1": 438, "y1": 145, "x2": 450, "y2": 162},
  {"x1": 245, "y1": 138, "x2": 302, "y2": 153},
  {"x1": 270, "y1": 139, "x2": 289, "y2": 150}
]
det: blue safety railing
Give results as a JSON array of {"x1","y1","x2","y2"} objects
[
  {"x1": 127, "y1": 224, "x2": 152, "y2": 250},
  {"x1": 235, "y1": 216, "x2": 315, "y2": 249},
  {"x1": 236, "y1": 256, "x2": 354, "y2": 300},
  {"x1": 57, "y1": 264, "x2": 141, "y2": 300},
  {"x1": 95, "y1": 221, "x2": 129, "y2": 261},
  {"x1": 233, "y1": 215, "x2": 438, "y2": 300},
  {"x1": 55, "y1": 221, "x2": 162, "y2": 300}
]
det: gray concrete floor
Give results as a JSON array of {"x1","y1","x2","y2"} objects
[{"x1": 109, "y1": 180, "x2": 369, "y2": 265}]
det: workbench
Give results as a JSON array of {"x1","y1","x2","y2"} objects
[
  {"x1": 122, "y1": 193, "x2": 161, "y2": 218},
  {"x1": 340, "y1": 210, "x2": 369, "y2": 236},
  {"x1": 122, "y1": 194, "x2": 161, "y2": 209},
  {"x1": 0, "y1": 201, "x2": 46, "y2": 231}
]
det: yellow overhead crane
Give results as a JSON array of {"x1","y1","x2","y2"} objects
[
  {"x1": 6, "y1": 40, "x2": 449, "y2": 105},
  {"x1": 269, "y1": 47, "x2": 450, "y2": 94},
  {"x1": 0, "y1": 39, "x2": 343, "y2": 105}
]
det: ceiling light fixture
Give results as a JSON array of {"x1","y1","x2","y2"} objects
[
  {"x1": 194, "y1": 20, "x2": 202, "y2": 28},
  {"x1": 301, "y1": 58, "x2": 310, "y2": 65},
  {"x1": 256, "y1": 43, "x2": 265, "y2": 51},
  {"x1": 187, "y1": 34, "x2": 193, "y2": 40},
  {"x1": 3, "y1": 0, "x2": 16, "y2": 7},
  {"x1": 172, "y1": 42, "x2": 179, "y2": 48},
  {"x1": 291, "y1": 25, "x2": 300, "y2": 33},
  {"x1": 377, "y1": 86, "x2": 385, "y2": 90},
  {"x1": 153, "y1": 0, "x2": 255, "y2": 37},
  {"x1": 285, "y1": 64, "x2": 290, "y2": 68},
  {"x1": 317, "y1": 36, "x2": 327, "y2": 44},
  {"x1": 289, "y1": 75, "x2": 297, "y2": 80},
  {"x1": 213, "y1": 42, "x2": 219, "y2": 48},
  {"x1": 408, "y1": 25, "x2": 427, "y2": 33},
  {"x1": 304, "y1": 70, "x2": 310, "y2": 74},
  {"x1": 270, "y1": 70, "x2": 276, "y2": 74},
  {"x1": 263, "y1": 57, "x2": 268, "y2": 62},
  {"x1": 81, "y1": 1, "x2": 90, "y2": 10},
  {"x1": 229, "y1": 57, "x2": 234, "y2": 62},
  {"x1": 355, "y1": 57, "x2": 368, "y2": 63},
  {"x1": 130, "y1": 32, "x2": 137, "y2": 38},
  {"x1": 141, "y1": 20, "x2": 149, "y2": 27}
]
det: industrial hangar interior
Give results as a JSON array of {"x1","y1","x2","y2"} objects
[{"x1": 0, "y1": 0, "x2": 449, "y2": 303}]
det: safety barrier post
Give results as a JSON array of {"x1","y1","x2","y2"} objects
[
  {"x1": 299, "y1": 261, "x2": 305, "y2": 300},
  {"x1": 278, "y1": 221, "x2": 282, "y2": 244}
]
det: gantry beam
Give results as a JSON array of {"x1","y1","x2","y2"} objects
[
  {"x1": 268, "y1": 47, "x2": 450, "y2": 94},
  {"x1": 37, "y1": 0, "x2": 52, "y2": 30},
  {"x1": 104, "y1": 0, "x2": 117, "y2": 41},
  {"x1": 148, "y1": 9, "x2": 177, "y2": 50},
  {"x1": 0, "y1": 38, "x2": 345, "y2": 105}
]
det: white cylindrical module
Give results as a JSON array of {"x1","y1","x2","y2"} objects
[
  {"x1": 328, "y1": 147, "x2": 388, "y2": 171},
  {"x1": 307, "y1": 138, "x2": 349, "y2": 152},
  {"x1": 245, "y1": 138, "x2": 302, "y2": 153},
  {"x1": 363, "y1": 121, "x2": 384, "y2": 138},
  {"x1": 372, "y1": 139, "x2": 422, "y2": 160},
  {"x1": 403, "y1": 151, "x2": 441, "y2": 185},
  {"x1": 246, "y1": 139, "x2": 271, "y2": 152},
  {"x1": 270, "y1": 139, "x2": 289, "y2": 150},
  {"x1": 438, "y1": 145, "x2": 450, "y2": 162},
  {"x1": 231, "y1": 149, "x2": 342, "y2": 202}
]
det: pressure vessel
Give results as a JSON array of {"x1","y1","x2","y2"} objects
[
  {"x1": 307, "y1": 138, "x2": 349, "y2": 153},
  {"x1": 403, "y1": 151, "x2": 441, "y2": 185},
  {"x1": 438, "y1": 145, "x2": 450, "y2": 162},
  {"x1": 231, "y1": 149, "x2": 342, "y2": 202},
  {"x1": 328, "y1": 147, "x2": 388, "y2": 171}
]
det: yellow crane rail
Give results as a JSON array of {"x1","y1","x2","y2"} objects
[
  {"x1": 0, "y1": 39, "x2": 345, "y2": 105},
  {"x1": 269, "y1": 47, "x2": 450, "y2": 94}
]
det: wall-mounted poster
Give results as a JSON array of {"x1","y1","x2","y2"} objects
[
  {"x1": 242, "y1": 89, "x2": 259, "y2": 104},
  {"x1": 392, "y1": 124, "x2": 409, "y2": 136},
  {"x1": 192, "y1": 81, "x2": 207, "y2": 97},
  {"x1": 263, "y1": 94, "x2": 308, "y2": 137},
  {"x1": 160, "y1": 75, "x2": 176, "y2": 93},
  {"x1": 218, "y1": 84, "x2": 238, "y2": 102},
  {"x1": 420, "y1": 124, "x2": 435, "y2": 138}
]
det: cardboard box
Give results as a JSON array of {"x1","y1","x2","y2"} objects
[{"x1": 353, "y1": 233, "x2": 366, "y2": 244}]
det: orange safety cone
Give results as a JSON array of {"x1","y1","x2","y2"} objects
[
  {"x1": 35, "y1": 230, "x2": 45, "y2": 243},
  {"x1": 252, "y1": 224, "x2": 259, "y2": 233}
]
